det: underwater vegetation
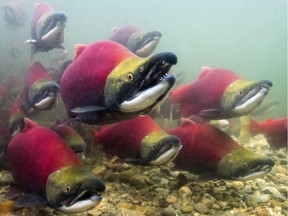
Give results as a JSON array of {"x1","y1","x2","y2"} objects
[{"x1": 0, "y1": 0, "x2": 286, "y2": 215}]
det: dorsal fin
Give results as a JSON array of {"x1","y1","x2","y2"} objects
[
  {"x1": 265, "y1": 118, "x2": 273, "y2": 122},
  {"x1": 180, "y1": 117, "x2": 195, "y2": 127},
  {"x1": 199, "y1": 66, "x2": 212, "y2": 79},
  {"x1": 74, "y1": 44, "x2": 89, "y2": 60},
  {"x1": 23, "y1": 118, "x2": 38, "y2": 132}
]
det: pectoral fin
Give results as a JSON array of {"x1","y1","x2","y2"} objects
[
  {"x1": 71, "y1": 106, "x2": 107, "y2": 114},
  {"x1": 71, "y1": 106, "x2": 108, "y2": 125},
  {"x1": 14, "y1": 194, "x2": 48, "y2": 208},
  {"x1": 199, "y1": 108, "x2": 225, "y2": 119},
  {"x1": 25, "y1": 39, "x2": 37, "y2": 44},
  {"x1": 125, "y1": 158, "x2": 148, "y2": 165}
]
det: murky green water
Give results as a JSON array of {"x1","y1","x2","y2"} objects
[
  {"x1": 0, "y1": 0, "x2": 286, "y2": 118},
  {"x1": 0, "y1": 1, "x2": 287, "y2": 215}
]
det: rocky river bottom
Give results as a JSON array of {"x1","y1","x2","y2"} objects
[{"x1": 0, "y1": 134, "x2": 287, "y2": 216}]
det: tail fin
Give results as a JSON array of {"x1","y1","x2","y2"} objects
[{"x1": 239, "y1": 115, "x2": 256, "y2": 139}]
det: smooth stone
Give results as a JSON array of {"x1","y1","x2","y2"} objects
[
  {"x1": 129, "y1": 174, "x2": 148, "y2": 188},
  {"x1": 92, "y1": 166, "x2": 106, "y2": 176},
  {"x1": 194, "y1": 203, "x2": 210, "y2": 214},
  {"x1": 202, "y1": 197, "x2": 213, "y2": 208},
  {"x1": 244, "y1": 194, "x2": 258, "y2": 208},
  {"x1": 119, "y1": 169, "x2": 137, "y2": 181},
  {"x1": 160, "y1": 177, "x2": 169, "y2": 185},
  {"x1": 261, "y1": 186, "x2": 286, "y2": 201},
  {"x1": 243, "y1": 185, "x2": 253, "y2": 194},
  {"x1": 254, "y1": 206, "x2": 271, "y2": 216},
  {"x1": 155, "y1": 188, "x2": 170, "y2": 196},
  {"x1": 255, "y1": 179, "x2": 266, "y2": 188},
  {"x1": 161, "y1": 207, "x2": 177, "y2": 216},
  {"x1": 282, "y1": 200, "x2": 288, "y2": 210},
  {"x1": 177, "y1": 186, "x2": 192, "y2": 204},
  {"x1": 117, "y1": 203, "x2": 149, "y2": 214},
  {"x1": 230, "y1": 181, "x2": 245, "y2": 191},
  {"x1": 166, "y1": 195, "x2": 177, "y2": 204},
  {"x1": 256, "y1": 194, "x2": 270, "y2": 204},
  {"x1": 181, "y1": 204, "x2": 193, "y2": 213},
  {"x1": 270, "y1": 199, "x2": 281, "y2": 208}
]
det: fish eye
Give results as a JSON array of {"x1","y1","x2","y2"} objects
[
  {"x1": 127, "y1": 73, "x2": 133, "y2": 82},
  {"x1": 243, "y1": 163, "x2": 248, "y2": 168},
  {"x1": 239, "y1": 89, "x2": 244, "y2": 95},
  {"x1": 66, "y1": 185, "x2": 71, "y2": 193}
]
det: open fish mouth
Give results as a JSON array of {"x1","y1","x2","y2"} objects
[
  {"x1": 59, "y1": 190, "x2": 102, "y2": 213},
  {"x1": 133, "y1": 31, "x2": 162, "y2": 56},
  {"x1": 235, "y1": 164, "x2": 274, "y2": 181},
  {"x1": 39, "y1": 12, "x2": 67, "y2": 40},
  {"x1": 32, "y1": 82, "x2": 59, "y2": 110},
  {"x1": 148, "y1": 136, "x2": 182, "y2": 166},
  {"x1": 120, "y1": 52, "x2": 177, "y2": 113},
  {"x1": 233, "y1": 80, "x2": 272, "y2": 114}
]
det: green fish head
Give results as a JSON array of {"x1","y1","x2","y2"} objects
[
  {"x1": 28, "y1": 79, "x2": 59, "y2": 110},
  {"x1": 105, "y1": 52, "x2": 177, "y2": 116},
  {"x1": 222, "y1": 79, "x2": 272, "y2": 116},
  {"x1": 46, "y1": 165, "x2": 105, "y2": 213},
  {"x1": 140, "y1": 131, "x2": 182, "y2": 165},
  {"x1": 218, "y1": 148, "x2": 275, "y2": 181}
]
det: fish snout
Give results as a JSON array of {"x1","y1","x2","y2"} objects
[
  {"x1": 148, "y1": 135, "x2": 182, "y2": 166},
  {"x1": 53, "y1": 11, "x2": 67, "y2": 23},
  {"x1": 259, "y1": 80, "x2": 273, "y2": 88}
]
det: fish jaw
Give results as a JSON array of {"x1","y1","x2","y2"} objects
[
  {"x1": 221, "y1": 79, "x2": 272, "y2": 117},
  {"x1": 28, "y1": 80, "x2": 59, "y2": 110},
  {"x1": 127, "y1": 30, "x2": 162, "y2": 57},
  {"x1": 32, "y1": 11, "x2": 67, "y2": 55},
  {"x1": 41, "y1": 20, "x2": 66, "y2": 47},
  {"x1": 217, "y1": 148, "x2": 275, "y2": 181},
  {"x1": 140, "y1": 131, "x2": 182, "y2": 165},
  {"x1": 46, "y1": 166, "x2": 105, "y2": 213},
  {"x1": 105, "y1": 52, "x2": 177, "y2": 115}
]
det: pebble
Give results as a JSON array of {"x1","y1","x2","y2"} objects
[
  {"x1": 0, "y1": 171, "x2": 14, "y2": 185},
  {"x1": 181, "y1": 204, "x2": 193, "y2": 213},
  {"x1": 194, "y1": 203, "x2": 210, "y2": 214},
  {"x1": 261, "y1": 186, "x2": 286, "y2": 201},
  {"x1": 128, "y1": 174, "x2": 148, "y2": 188},
  {"x1": 270, "y1": 199, "x2": 281, "y2": 208},
  {"x1": 254, "y1": 206, "x2": 272, "y2": 216},
  {"x1": 160, "y1": 177, "x2": 169, "y2": 185},
  {"x1": 244, "y1": 194, "x2": 258, "y2": 208},
  {"x1": 155, "y1": 188, "x2": 170, "y2": 196},
  {"x1": 92, "y1": 165, "x2": 106, "y2": 176},
  {"x1": 117, "y1": 202, "x2": 149, "y2": 215},
  {"x1": 231, "y1": 181, "x2": 245, "y2": 190},
  {"x1": 161, "y1": 207, "x2": 177, "y2": 216},
  {"x1": 202, "y1": 197, "x2": 213, "y2": 208},
  {"x1": 255, "y1": 193, "x2": 270, "y2": 204},
  {"x1": 177, "y1": 186, "x2": 192, "y2": 204},
  {"x1": 243, "y1": 184, "x2": 253, "y2": 194},
  {"x1": 255, "y1": 179, "x2": 266, "y2": 188},
  {"x1": 166, "y1": 195, "x2": 177, "y2": 204}
]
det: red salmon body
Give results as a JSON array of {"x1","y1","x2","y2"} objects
[
  {"x1": 60, "y1": 41, "x2": 135, "y2": 117},
  {"x1": 170, "y1": 67, "x2": 241, "y2": 118},
  {"x1": 94, "y1": 115, "x2": 162, "y2": 159},
  {"x1": 167, "y1": 123, "x2": 241, "y2": 171},
  {"x1": 7, "y1": 118, "x2": 81, "y2": 196},
  {"x1": 241, "y1": 116, "x2": 288, "y2": 149}
]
